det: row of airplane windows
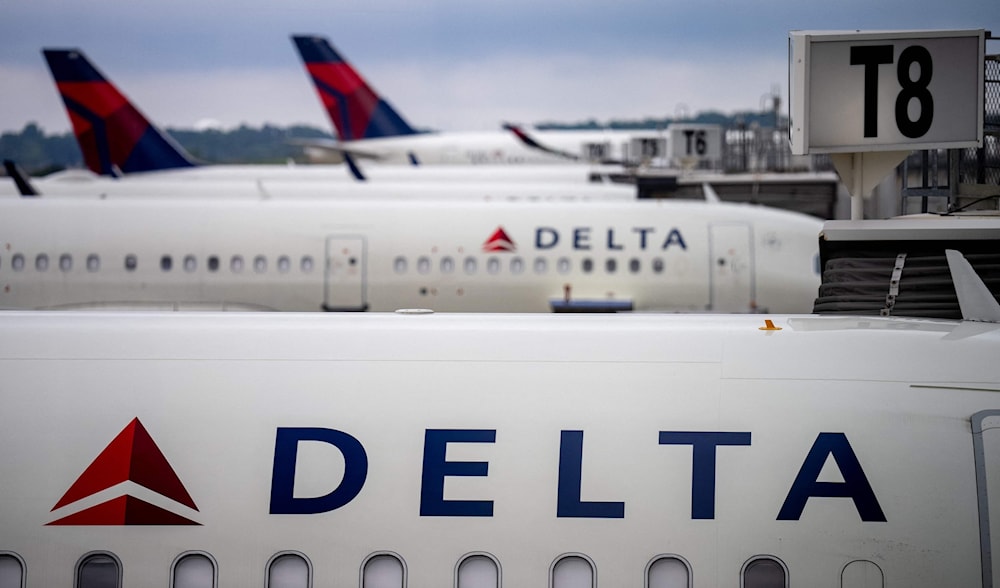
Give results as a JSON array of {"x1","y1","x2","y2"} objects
[
  {"x1": 394, "y1": 255, "x2": 668, "y2": 276},
  {"x1": 0, "y1": 253, "x2": 672, "y2": 276},
  {"x1": 0, "y1": 253, "x2": 316, "y2": 275},
  {"x1": 0, "y1": 549, "x2": 887, "y2": 588}
]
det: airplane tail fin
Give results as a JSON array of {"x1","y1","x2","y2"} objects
[
  {"x1": 291, "y1": 35, "x2": 418, "y2": 141},
  {"x1": 42, "y1": 49, "x2": 196, "y2": 176}
]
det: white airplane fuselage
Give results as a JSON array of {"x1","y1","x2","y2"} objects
[
  {"x1": 324, "y1": 129, "x2": 666, "y2": 166},
  {"x1": 0, "y1": 311, "x2": 998, "y2": 587},
  {"x1": 0, "y1": 198, "x2": 822, "y2": 312},
  {"x1": 0, "y1": 175, "x2": 636, "y2": 201},
  {"x1": 32, "y1": 162, "x2": 627, "y2": 184}
]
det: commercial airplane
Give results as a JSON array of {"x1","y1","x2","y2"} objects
[
  {"x1": 0, "y1": 196, "x2": 822, "y2": 313},
  {"x1": 291, "y1": 34, "x2": 673, "y2": 166},
  {"x1": 0, "y1": 169, "x2": 638, "y2": 201},
  {"x1": 41, "y1": 48, "x2": 625, "y2": 182},
  {"x1": 0, "y1": 301, "x2": 998, "y2": 586}
]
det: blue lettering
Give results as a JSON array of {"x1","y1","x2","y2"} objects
[
  {"x1": 662, "y1": 229, "x2": 687, "y2": 250},
  {"x1": 606, "y1": 228, "x2": 623, "y2": 250},
  {"x1": 557, "y1": 430, "x2": 625, "y2": 518},
  {"x1": 777, "y1": 432, "x2": 886, "y2": 522},
  {"x1": 659, "y1": 431, "x2": 752, "y2": 519},
  {"x1": 269, "y1": 427, "x2": 368, "y2": 515},
  {"x1": 420, "y1": 429, "x2": 496, "y2": 517},
  {"x1": 573, "y1": 228, "x2": 591, "y2": 250},
  {"x1": 633, "y1": 227, "x2": 655, "y2": 250},
  {"x1": 536, "y1": 227, "x2": 559, "y2": 249}
]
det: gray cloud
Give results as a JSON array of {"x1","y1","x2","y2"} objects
[{"x1": 1, "y1": 0, "x2": 995, "y2": 134}]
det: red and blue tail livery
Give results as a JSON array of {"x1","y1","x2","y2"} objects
[
  {"x1": 292, "y1": 35, "x2": 418, "y2": 141},
  {"x1": 42, "y1": 49, "x2": 195, "y2": 176}
]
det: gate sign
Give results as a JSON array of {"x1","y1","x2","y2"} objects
[
  {"x1": 668, "y1": 124, "x2": 723, "y2": 166},
  {"x1": 788, "y1": 30, "x2": 984, "y2": 155}
]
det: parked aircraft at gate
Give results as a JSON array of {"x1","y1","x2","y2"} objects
[
  {"x1": 0, "y1": 197, "x2": 821, "y2": 313},
  {"x1": 41, "y1": 45, "x2": 663, "y2": 180},
  {"x1": 36, "y1": 46, "x2": 632, "y2": 195},
  {"x1": 0, "y1": 309, "x2": 998, "y2": 586},
  {"x1": 291, "y1": 34, "x2": 671, "y2": 166}
]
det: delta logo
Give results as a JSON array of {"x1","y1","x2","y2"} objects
[
  {"x1": 47, "y1": 418, "x2": 200, "y2": 526},
  {"x1": 483, "y1": 227, "x2": 516, "y2": 253}
]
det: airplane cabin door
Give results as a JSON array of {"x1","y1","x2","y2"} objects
[
  {"x1": 324, "y1": 236, "x2": 367, "y2": 311},
  {"x1": 709, "y1": 223, "x2": 754, "y2": 312},
  {"x1": 973, "y1": 410, "x2": 1000, "y2": 588}
]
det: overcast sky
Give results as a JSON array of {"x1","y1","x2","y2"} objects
[{"x1": 0, "y1": 0, "x2": 995, "y2": 135}]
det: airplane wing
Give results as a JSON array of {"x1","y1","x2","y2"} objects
[
  {"x1": 286, "y1": 137, "x2": 386, "y2": 162},
  {"x1": 946, "y1": 249, "x2": 1000, "y2": 323},
  {"x1": 3, "y1": 160, "x2": 40, "y2": 197},
  {"x1": 503, "y1": 123, "x2": 627, "y2": 166}
]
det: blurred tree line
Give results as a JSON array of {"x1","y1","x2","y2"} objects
[
  {"x1": 0, "y1": 123, "x2": 334, "y2": 175},
  {"x1": 2, "y1": 112, "x2": 783, "y2": 176}
]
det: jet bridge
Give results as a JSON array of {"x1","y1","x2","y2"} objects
[{"x1": 813, "y1": 217, "x2": 1000, "y2": 319}]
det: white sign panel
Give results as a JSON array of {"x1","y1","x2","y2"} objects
[
  {"x1": 667, "y1": 124, "x2": 723, "y2": 164},
  {"x1": 789, "y1": 30, "x2": 984, "y2": 155}
]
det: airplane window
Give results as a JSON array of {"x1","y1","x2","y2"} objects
[
  {"x1": 172, "y1": 552, "x2": 215, "y2": 588},
  {"x1": 456, "y1": 554, "x2": 499, "y2": 588},
  {"x1": 534, "y1": 257, "x2": 548, "y2": 274},
  {"x1": 161, "y1": 255, "x2": 173, "y2": 272},
  {"x1": 183, "y1": 255, "x2": 197, "y2": 273},
  {"x1": 254, "y1": 255, "x2": 267, "y2": 274},
  {"x1": 605, "y1": 258, "x2": 617, "y2": 274},
  {"x1": 231, "y1": 256, "x2": 244, "y2": 273},
  {"x1": 11, "y1": 254, "x2": 24, "y2": 272},
  {"x1": 556, "y1": 257, "x2": 571, "y2": 275},
  {"x1": 124, "y1": 255, "x2": 137, "y2": 272},
  {"x1": 87, "y1": 254, "x2": 100, "y2": 272},
  {"x1": 646, "y1": 556, "x2": 691, "y2": 588},
  {"x1": 0, "y1": 553, "x2": 25, "y2": 588},
  {"x1": 440, "y1": 257, "x2": 455, "y2": 274},
  {"x1": 417, "y1": 256, "x2": 431, "y2": 275},
  {"x1": 393, "y1": 256, "x2": 407, "y2": 274},
  {"x1": 652, "y1": 258, "x2": 665, "y2": 273},
  {"x1": 841, "y1": 560, "x2": 883, "y2": 588},
  {"x1": 301, "y1": 256, "x2": 314, "y2": 273},
  {"x1": 266, "y1": 552, "x2": 311, "y2": 588},
  {"x1": 59, "y1": 254, "x2": 73, "y2": 272},
  {"x1": 464, "y1": 257, "x2": 478, "y2": 274},
  {"x1": 742, "y1": 556, "x2": 787, "y2": 588},
  {"x1": 362, "y1": 553, "x2": 405, "y2": 588},
  {"x1": 510, "y1": 257, "x2": 524, "y2": 274},
  {"x1": 551, "y1": 554, "x2": 594, "y2": 588},
  {"x1": 629, "y1": 258, "x2": 641, "y2": 274},
  {"x1": 35, "y1": 254, "x2": 48, "y2": 272},
  {"x1": 277, "y1": 256, "x2": 291, "y2": 274},
  {"x1": 76, "y1": 552, "x2": 121, "y2": 588},
  {"x1": 487, "y1": 257, "x2": 501, "y2": 275},
  {"x1": 207, "y1": 256, "x2": 220, "y2": 272},
  {"x1": 581, "y1": 258, "x2": 593, "y2": 273}
]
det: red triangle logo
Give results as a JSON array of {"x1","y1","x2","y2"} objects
[
  {"x1": 51, "y1": 418, "x2": 198, "y2": 517},
  {"x1": 47, "y1": 495, "x2": 200, "y2": 526},
  {"x1": 483, "y1": 226, "x2": 516, "y2": 252}
]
